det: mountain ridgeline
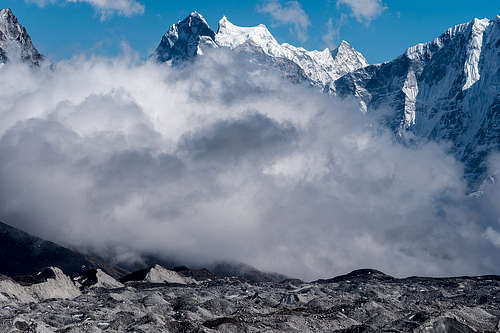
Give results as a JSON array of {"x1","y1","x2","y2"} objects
[
  {"x1": 0, "y1": 8, "x2": 42, "y2": 66},
  {"x1": 1, "y1": 9, "x2": 500, "y2": 187},
  {"x1": 150, "y1": 12, "x2": 500, "y2": 188}
]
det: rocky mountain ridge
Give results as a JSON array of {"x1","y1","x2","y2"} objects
[
  {"x1": 333, "y1": 16, "x2": 500, "y2": 185},
  {"x1": 151, "y1": 12, "x2": 369, "y2": 87},
  {"x1": 150, "y1": 11, "x2": 500, "y2": 186},
  {"x1": 3, "y1": 8, "x2": 499, "y2": 186},
  {"x1": 0, "y1": 8, "x2": 43, "y2": 66}
]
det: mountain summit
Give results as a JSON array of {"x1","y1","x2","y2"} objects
[
  {"x1": 151, "y1": 12, "x2": 368, "y2": 86},
  {"x1": 0, "y1": 8, "x2": 43, "y2": 66},
  {"x1": 334, "y1": 16, "x2": 500, "y2": 185},
  {"x1": 151, "y1": 12, "x2": 217, "y2": 64}
]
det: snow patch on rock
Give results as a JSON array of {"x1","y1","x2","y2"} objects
[
  {"x1": 402, "y1": 70, "x2": 419, "y2": 128},
  {"x1": 463, "y1": 18, "x2": 490, "y2": 90}
]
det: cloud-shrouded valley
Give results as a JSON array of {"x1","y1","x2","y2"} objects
[{"x1": 0, "y1": 47, "x2": 500, "y2": 281}]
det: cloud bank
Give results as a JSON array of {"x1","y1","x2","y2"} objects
[
  {"x1": 337, "y1": 0, "x2": 385, "y2": 23},
  {"x1": 257, "y1": 0, "x2": 311, "y2": 42},
  {"x1": 26, "y1": 0, "x2": 145, "y2": 19},
  {"x1": 0, "y1": 50, "x2": 500, "y2": 281}
]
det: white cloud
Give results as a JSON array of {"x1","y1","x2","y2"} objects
[
  {"x1": 26, "y1": 0, "x2": 144, "y2": 19},
  {"x1": 257, "y1": 0, "x2": 311, "y2": 42},
  {"x1": 337, "y1": 0, "x2": 385, "y2": 23},
  {"x1": 322, "y1": 15, "x2": 346, "y2": 49},
  {"x1": 485, "y1": 227, "x2": 500, "y2": 248},
  {"x1": 0, "y1": 50, "x2": 499, "y2": 280}
]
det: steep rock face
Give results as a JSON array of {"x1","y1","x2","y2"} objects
[
  {"x1": 0, "y1": 8, "x2": 43, "y2": 66},
  {"x1": 151, "y1": 12, "x2": 217, "y2": 64},
  {"x1": 151, "y1": 13, "x2": 368, "y2": 87},
  {"x1": 334, "y1": 16, "x2": 500, "y2": 185}
]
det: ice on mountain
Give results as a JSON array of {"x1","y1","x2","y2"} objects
[
  {"x1": 0, "y1": 8, "x2": 43, "y2": 66},
  {"x1": 463, "y1": 18, "x2": 490, "y2": 90}
]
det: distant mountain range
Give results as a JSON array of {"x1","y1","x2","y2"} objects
[
  {"x1": 2, "y1": 9, "x2": 499, "y2": 188},
  {"x1": 149, "y1": 12, "x2": 500, "y2": 187},
  {"x1": 0, "y1": 5, "x2": 498, "y2": 177}
]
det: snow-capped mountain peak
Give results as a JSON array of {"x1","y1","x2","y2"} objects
[
  {"x1": 216, "y1": 16, "x2": 277, "y2": 50},
  {"x1": 151, "y1": 11, "x2": 216, "y2": 63},
  {"x1": 214, "y1": 15, "x2": 368, "y2": 86},
  {"x1": 334, "y1": 16, "x2": 500, "y2": 186},
  {"x1": 0, "y1": 8, "x2": 43, "y2": 66},
  {"x1": 329, "y1": 40, "x2": 369, "y2": 81},
  {"x1": 151, "y1": 12, "x2": 369, "y2": 87}
]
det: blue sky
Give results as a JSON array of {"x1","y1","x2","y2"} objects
[{"x1": 3, "y1": 0, "x2": 499, "y2": 64}]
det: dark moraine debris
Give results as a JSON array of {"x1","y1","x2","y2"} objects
[
  {"x1": 13, "y1": 267, "x2": 56, "y2": 286},
  {"x1": 172, "y1": 266, "x2": 215, "y2": 281},
  {"x1": 73, "y1": 269, "x2": 99, "y2": 288},
  {"x1": 119, "y1": 268, "x2": 150, "y2": 283},
  {"x1": 314, "y1": 269, "x2": 395, "y2": 284}
]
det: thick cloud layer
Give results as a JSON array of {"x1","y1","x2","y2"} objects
[{"x1": 0, "y1": 49, "x2": 499, "y2": 280}]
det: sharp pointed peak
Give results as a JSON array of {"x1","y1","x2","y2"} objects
[
  {"x1": 331, "y1": 40, "x2": 356, "y2": 56},
  {"x1": 175, "y1": 11, "x2": 210, "y2": 28},
  {"x1": 188, "y1": 11, "x2": 205, "y2": 20},
  {"x1": 0, "y1": 8, "x2": 13, "y2": 14},
  {"x1": 218, "y1": 15, "x2": 234, "y2": 29},
  {"x1": 0, "y1": 8, "x2": 17, "y2": 21},
  {"x1": 338, "y1": 40, "x2": 353, "y2": 48}
]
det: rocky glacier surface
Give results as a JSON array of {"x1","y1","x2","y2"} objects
[{"x1": 1, "y1": 266, "x2": 500, "y2": 332}]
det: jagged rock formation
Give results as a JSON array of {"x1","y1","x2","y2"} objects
[
  {"x1": 0, "y1": 267, "x2": 499, "y2": 332},
  {"x1": 1, "y1": 267, "x2": 80, "y2": 303},
  {"x1": 333, "y1": 16, "x2": 500, "y2": 185},
  {"x1": 151, "y1": 12, "x2": 217, "y2": 64},
  {"x1": 151, "y1": 12, "x2": 368, "y2": 86},
  {"x1": 0, "y1": 8, "x2": 43, "y2": 66}
]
